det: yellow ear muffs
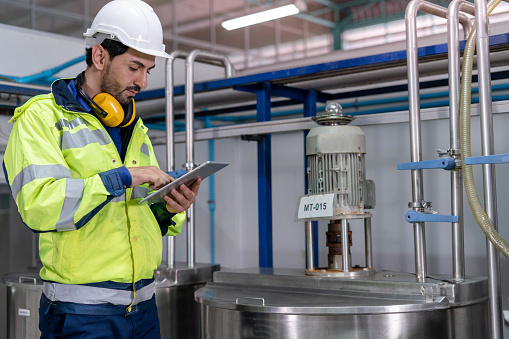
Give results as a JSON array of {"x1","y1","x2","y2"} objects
[{"x1": 92, "y1": 93, "x2": 136, "y2": 128}]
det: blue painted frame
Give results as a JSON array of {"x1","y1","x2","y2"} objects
[{"x1": 256, "y1": 82, "x2": 273, "y2": 268}]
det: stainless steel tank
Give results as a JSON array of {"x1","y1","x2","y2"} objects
[
  {"x1": 196, "y1": 268, "x2": 488, "y2": 339},
  {"x1": 155, "y1": 262, "x2": 220, "y2": 338},
  {"x1": 3, "y1": 269, "x2": 43, "y2": 339},
  {"x1": 2, "y1": 262, "x2": 218, "y2": 339}
]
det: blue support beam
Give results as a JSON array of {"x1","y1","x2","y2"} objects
[
  {"x1": 257, "y1": 82, "x2": 273, "y2": 268},
  {"x1": 135, "y1": 33, "x2": 509, "y2": 103},
  {"x1": 234, "y1": 83, "x2": 331, "y2": 103},
  {"x1": 0, "y1": 83, "x2": 48, "y2": 97}
]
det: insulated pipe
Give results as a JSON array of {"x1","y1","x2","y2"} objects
[
  {"x1": 185, "y1": 50, "x2": 234, "y2": 267},
  {"x1": 165, "y1": 51, "x2": 188, "y2": 269},
  {"x1": 405, "y1": 0, "x2": 470, "y2": 282},
  {"x1": 447, "y1": 0, "x2": 474, "y2": 281},
  {"x1": 474, "y1": 0, "x2": 502, "y2": 337}
]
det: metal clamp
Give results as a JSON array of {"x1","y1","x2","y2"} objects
[
  {"x1": 183, "y1": 162, "x2": 199, "y2": 171},
  {"x1": 405, "y1": 210, "x2": 459, "y2": 223},
  {"x1": 397, "y1": 157, "x2": 456, "y2": 171},
  {"x1": 408, "y1": 201, "x2": 436, "y2": 214},
  {"x1": 437, "y1": 149, "x2": 461, "y2": 157}
]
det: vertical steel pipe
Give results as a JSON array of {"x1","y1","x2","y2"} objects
[
  {"x1": 405, "y1": 0, "x2": 470, "y2": 282},
  {"x1": 165, "y1": 51, "x2": 188, "y2": 269},
  {"x1": 185, "y1": 50, "x2": 235, "y2": 267},
  {"x1": 364, "y1": 218, "x2": 373, "y2": 269},
  {"x1": 474, "y1": 0, "x2": 502, "y2": 337},
  {"x1": 341, "y1": 219, "x2": 349, "y2": 272},
  {"x1": 447, "y1": 0, "x2": 474, "y2": 281},
  {"x1": 305, "y1": 221, "x2": 314, "y2": 271}
]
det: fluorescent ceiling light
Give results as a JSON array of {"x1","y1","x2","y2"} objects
[{"x1": 222, "y1": 4, "x2": 300, "y2": 31}]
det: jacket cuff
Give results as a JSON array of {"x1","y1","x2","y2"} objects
[
  {"x1": 98, "y1": 169, "x2": 125, "y2": 197},
  {"x1": 117, "y1": 166, "x2": 132, "y2": 188}
]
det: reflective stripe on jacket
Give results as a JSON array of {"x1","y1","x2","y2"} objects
[{"x1": 4, "y1": 77, "x2": 185, "y2": 288}]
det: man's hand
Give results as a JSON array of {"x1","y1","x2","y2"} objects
[
  {"x1": 164, "y1": 178, "x2": 201, "y2": 213},
  {"x1": 127, "y1": 166, "x2": 173, "y2": 190}
]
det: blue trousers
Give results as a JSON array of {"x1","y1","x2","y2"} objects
[{"x1": 39, "y1": 297, "x2": 161, "y2": 339}]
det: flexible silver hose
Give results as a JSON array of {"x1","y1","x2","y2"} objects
[{"x1": 460, "y1": 0, "x2": 509, "y2": 258}]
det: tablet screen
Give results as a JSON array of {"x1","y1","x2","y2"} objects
[{"x1": 138, "y1": 161, "x2": 229, "y2": 204}]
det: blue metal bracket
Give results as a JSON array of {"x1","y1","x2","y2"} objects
[
  {"x1": 405, "y1": 210, "x2": 459, "y2": 223},
  {"x1": 465, "y1": 153, "x2": 509, "y2": 165},
  {"x1": 167, "y1": 169, "x2": 186, "y2": 178},
  {"x1": 397, "y1": 157, "x2": 456, "y2": 170},
  {"x1": 233, "y1": 83, "x2": 331, "y2": 103}
]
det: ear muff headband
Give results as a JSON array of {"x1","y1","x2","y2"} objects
[{"x1": 74, "y1": 73, "x2": 136, "y2": 127}]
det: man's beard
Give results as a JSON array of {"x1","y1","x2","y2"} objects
[{"x1": 101, "y1": 65, "x2": 140, "y2": 105}]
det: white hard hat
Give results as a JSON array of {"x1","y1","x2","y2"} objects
[{"x1": 84, "y1": 0, "x2": 171, "y2": 59}]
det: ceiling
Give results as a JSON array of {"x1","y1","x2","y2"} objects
[{"x1": 0, "y1": 0, "x2": 446, "y2": 70}]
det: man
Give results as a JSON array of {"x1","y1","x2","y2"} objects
[{"x1": 3, "y1": 0, "x2": 199, "y2": 337}]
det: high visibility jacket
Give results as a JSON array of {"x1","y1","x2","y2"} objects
[{"x1": 3, "y1": 78, "x2": 185, "y2": 305}]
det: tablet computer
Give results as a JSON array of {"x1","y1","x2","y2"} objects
[{"x1": 139, "y1": 161, "x2": 229, "y2": 204}]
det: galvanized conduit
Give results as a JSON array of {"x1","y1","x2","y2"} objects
[
  {"x1": 405, "y1": 0, "x2": 471, "y2": 282},
  {"x1": 185, "y1": 50, "x2": 234, "y2": 267}
]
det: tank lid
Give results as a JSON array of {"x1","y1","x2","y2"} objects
[
  {"x1": 313, "y1": 102, "x2": 354, "y2": 126},
  {"x1": 2, "y1": 270, "x2": 42, "y2": 285}
]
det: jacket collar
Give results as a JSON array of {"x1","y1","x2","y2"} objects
[
  {"x1": 51, "y1": 77, "x2": 89, "y2": 113},
  {"x1": 50, "y1": 76, "x2": 140, "y2": 128}
]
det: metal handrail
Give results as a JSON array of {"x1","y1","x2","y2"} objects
[{"x1": 185, "y1": 50, "x2": 234, "y2": 267}]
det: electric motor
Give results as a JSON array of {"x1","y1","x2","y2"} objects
[{"x1": 306, "y1": 103, "x2": 375, "y2": 215}]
